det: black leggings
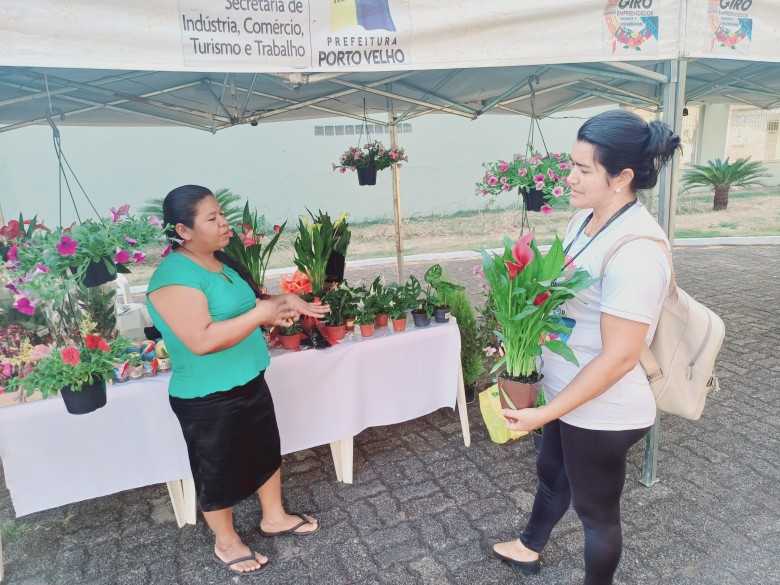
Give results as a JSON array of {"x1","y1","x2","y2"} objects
[{"x1": 520, "y1": 419, "x2": 649, "y2": 585}]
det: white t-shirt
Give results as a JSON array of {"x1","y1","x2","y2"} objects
[{"x1": 541, "y1": 202, "x2": 671, "y2": 431}]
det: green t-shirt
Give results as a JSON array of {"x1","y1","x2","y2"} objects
[{"x1": 146, "y1": 252, "x2": 270, "y2": 399}]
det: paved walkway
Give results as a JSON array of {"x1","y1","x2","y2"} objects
[{"x1": 1, "y1": 245, "x2": 778, "y2": 585}]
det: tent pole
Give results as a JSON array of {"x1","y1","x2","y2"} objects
[
  {"x1": 387, "y1": 97, "x2": 404, "y2": 282},
  {"x1": 641, "y1": 58, "x2": 688, "y2": 489}
]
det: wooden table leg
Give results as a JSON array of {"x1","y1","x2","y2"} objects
[
  {"x1": 456, "y1": 367, "x2": 471, "y2": 447},
  {"x1": 181, "y1": 478, "x2": 197, "y2": 525},
  {"x1": 166, "y1": 480, "x2": 187, "y2": 528},
  {"x1": 329, "y1": 441, "x2": 344, "y2": 482},
  {"x1": 167, "y1": 479, "x2": 197, "y2": 527},
  {"x1": 330, "y1": 437, "x2": 354, "y2": 484}
]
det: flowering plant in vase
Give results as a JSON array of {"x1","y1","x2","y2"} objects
[
  {"x1": 481, "y1": 232, "x2": 593, "y2": 410},
  {"x1": 223, "y1": 202, "x2": 286, "y2": 292},
  {"x1": 293, "y1": 216, "x2": 336, "y2": 296},
  {"x1": 476, "y1": 152, "x2": 572, "y2": 213},
  {"x1": 279, "y1": 270, "x2": 313, "y2": 296}
]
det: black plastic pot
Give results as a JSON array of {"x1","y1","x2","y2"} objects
[
  {"x1": 434, "y1": 306, "x2": 450, "y2": 323},
  {"x1": 522, "y1": 188, "x2": 547, "y2": 212},
  {"x1": 326, "y1": 251, "x2": 346, "y2": 282},
  {"x1": 61, "y1": 380, "x2": 107, "y2": 415},
  {"x1": 357, "y1": 163, "x2": 378, "y2": 186},
  {"x1": 83, "y1": 258, "x2": 116, "y2": 287},
  {"x1": 465, "y1": 383, "x2": 477, "y2": 404},
  {"x1": 412, "y1": 310, "x2": 431, "y2": 328}
]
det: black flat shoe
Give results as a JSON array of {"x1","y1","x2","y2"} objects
[{"x1": 492, "y1": 549, "x2": 541, "y2": 575}]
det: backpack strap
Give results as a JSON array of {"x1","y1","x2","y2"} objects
[
  {"x1": 600, "y1": 234, "x2": 676, "y2": 383},
  {"x1": 600, "y1": 234, "x2": 678, "y2": 299}
]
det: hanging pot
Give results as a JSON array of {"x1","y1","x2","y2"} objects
[
  {"x1": 61, "y1": 379, "x2": 107, "y2": 415},
  {"x1": 326, "y1": 251, "x2": 346, "y2": 283},
  {"x1": 521, "y1": 188, "x2": 547, "y2": 212},
  {"x1": 497, "y1": 372, "x2": 541, "y2": 411},
  {"x1": 357, "y1": 163, "x2": 378, "y2": 186},
  {"x1": 82, "y1": 258, "x2": 117, "y2": 287}
]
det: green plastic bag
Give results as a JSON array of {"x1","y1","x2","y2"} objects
[{"x1": 479, "y1": 384, "x2": 529, "y2": 444}]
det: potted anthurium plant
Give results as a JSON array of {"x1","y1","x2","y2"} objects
[
  {"x1": 481, "y1": 232, "x2": 592, "y2": 411},
  {"x1": 476, "y1": 152, "x2": 572, "y2": 213},
  {"x1": 223, "y1": 202, "x2": 286, "y2": 293},
  {"x1": 333, "y1": 140, "x2": 408, "y2": 186}
]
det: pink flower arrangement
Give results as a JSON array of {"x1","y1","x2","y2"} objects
[{"x1": 476, "y1": 152, "x2": 572, "y2": 210}]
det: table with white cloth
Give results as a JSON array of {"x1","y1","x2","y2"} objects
[{"x1": 0, "y1": 320, "x2": 469, "y2": 576}]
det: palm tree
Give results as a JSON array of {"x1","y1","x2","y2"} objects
[
  {"x1": 682, "y1": 158, "x2": 769, "y2": 211},
  {"x1": 140, "y1": 188, "x2": 244, "y2": 225}
]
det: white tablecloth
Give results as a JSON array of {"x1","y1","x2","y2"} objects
[{"x1": 0, "y1": 321, "x2": 461, "y2": 516}]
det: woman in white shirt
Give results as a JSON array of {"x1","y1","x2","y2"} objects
[{"x1": 493, "y1": 110, "x2": 680, "y2": 585}]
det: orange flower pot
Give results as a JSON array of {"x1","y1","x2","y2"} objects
[
  {"x1": 360, "y1": 323, "x2": 376, "y2": 338},
  {"x1": 374, "y1": 313, "x2": 389, "y2": 328},
  {"x1": 279, "y1": 333, "x2": 303, "y2": 351},
  {"x1": 324, "y1": 324, "x2": 347, "y2": 343},
  {"x1": 392, "y1": 318, "x2": 407, "y2": 332}
]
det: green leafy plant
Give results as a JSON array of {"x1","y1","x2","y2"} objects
[
  {"x1": 364, "y1": 276, "x2": 394, "y2": 316},
  {"x1": 409, "y1": 275, "x2": 437, "y2": 319},
  {"x1": 322, "y1": 285, "x2": 356, "y2": 326},
  {"x1": 293, "y1": 216, "x2": 336, "y2": 296},
  {"x1": 355, "y1": 306, "x2": 376, "y2": 326},
  {"x1": 481, "y1": 233, "x2": 593, "y2": 380},
  {"x1": 141, "y1": 187, "x2": 244, "y2": 225},
  {"x1": 307, "y1": 209, "x2": 351, "y2": 257},
  {"x1": 279, "y1": 321, "x2": 303, "y2": 336},
  {"x1": 682, "y1": 157, "x2": 770, "y2": 211},
  {"x1": 223, "y1": 202, "x2": 286, "y2": 290},
  {"x1": 424, "y1": 264, "x2": 464, "y2": 308}
]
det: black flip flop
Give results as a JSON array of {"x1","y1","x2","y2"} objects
[
  {"x1": 259, "y1": 512, "x2": 320, "y2": 537},
  {"x1": 213, "y1": 552, "x2": 269, "y2": 575},
  {"x1": 492, "y1": 548, "x2": 541, "y2": 575}
]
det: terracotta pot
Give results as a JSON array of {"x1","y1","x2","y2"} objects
[
  {"x1": 392, "y1": 318, "x2": 407, "y2": 332},
  {"x1": 324, "y1": 324, "x2": 347, "y2": 343},
  {"x1": 360, "y1": 323, "x2": 376, "y2": 338},
  {"x1": 374, "y1": 313, "x2": 389, "y2": 328},
  {"x1": 498, "y1": 374, "x2": 541, "y2": 410},
  {"x1": 279, "y1": 333, "x2": 303, "y2": 350},
  {"x1": 345, "y1": 318, "x2": 356, "y2": 332}
]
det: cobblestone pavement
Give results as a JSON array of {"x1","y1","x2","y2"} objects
[{"x1": 1, "y1": 246, "x2": 778, "y2": 585}]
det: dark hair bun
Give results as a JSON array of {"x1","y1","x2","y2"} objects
[{"x1": 577, "y1": 110, "x2": 681, "y2": 192}]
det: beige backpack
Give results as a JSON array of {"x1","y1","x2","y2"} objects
[{"x1": 602, "y1": 236, "x2": 725, "y2": 421}]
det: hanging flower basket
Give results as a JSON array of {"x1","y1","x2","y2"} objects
[
  {"x1": 61, "y1": 379, "x2": 107, "y2": 415},
  {"x1": 476, "y1": 152, "x2": 573, "y2": 214},
  {"x1": 333, "y1": 141, "x2": 407, "y2": 187},
  {"x1": 82, "y1": 258, "x2": 117, "y2": 287}
]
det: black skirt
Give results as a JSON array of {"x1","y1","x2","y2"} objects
[{"x1": 169, "y1": 371, "x2": 281, "y2": 512}]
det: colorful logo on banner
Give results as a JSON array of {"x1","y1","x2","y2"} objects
[
  {"x1": 709, "y1": 0, "x2": 753, "y2": 53},
  {"x1": 604, "y1": 0, "x2": 659, "y2": 54},
  {"x1": 331, "y1": 0, "x2": 396, "y2": 32}
]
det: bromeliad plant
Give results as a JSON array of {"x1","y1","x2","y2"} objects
[
  {"x1": 481, "y1": 232, "x2": 593, "y2": 381},
  {"x1": 476, "y1": 152, "x2": 572, "y2": 213},
  {"x1": 224, "y1": 202, "x2": 286, "y2": 291}
]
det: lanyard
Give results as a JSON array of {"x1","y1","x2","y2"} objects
[{"x1": 562, "y1": 199, "x2": 637, "y2": 270}]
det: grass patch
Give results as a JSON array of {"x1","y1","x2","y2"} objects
[{"x1": 0, "y1": 519, "x2": 30, "y2": 543}]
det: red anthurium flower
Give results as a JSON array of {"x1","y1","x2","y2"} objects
[
  {"x1": 506, "y1": 233, "x2": 534, "y2": 279},
  {"x1": 0, "y1": 220, "x2": 21, "y2": 240},
  {"x1": 60, "y1": 346, "x2": 81, "y2": 366},
  {"x1": 273, "y1": 224, "x2": 281, "y2": 234},
  {"x1": 533, "y1": 291, "x2": 551, "y2": 306},
  {"x1": 241, "y1": 227, "x2": 258, "y2": 249}
]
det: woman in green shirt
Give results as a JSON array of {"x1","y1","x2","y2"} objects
[{"x1": 147, "y1": 185, "x2": 329, "y2": 575}]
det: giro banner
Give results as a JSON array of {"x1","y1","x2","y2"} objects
[
  {"x1": 685, "y1": 0, "x2": 780, "y2": 61},
  {"x1": 0, "y1": 0, "x2": 685, "y2": 73}
]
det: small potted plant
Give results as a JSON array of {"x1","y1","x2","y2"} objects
[
  {"x1": 481, "y1": 232, "x2": 592, "y2": 411},
  {"x1": 424, "y1": 264, "x2": 465, "y2": 324},
  {"x1": 355, "y1": 308, "x2": 377, "y2": 338},
  {"x1": 278, "y1": 322, "x2": 304, "y2": 351},
  {"x1": 293, "y1": 216, "x2": 336, "y2": 296},
  {"x1": 322, "y1": 285, "x2": 354, "y2": 343},
  {"x1": 476, "y1": 152, "x2": 572, "y2": 213},
  {"x1": 407, "y1": 275, "x2": 434, "y2": 328},
  {"x1": 303, "y1": 210, "x2": 351, "y2": 285},
  {"x1": 364, "y1": 277, "x2": 393, "y2": 328}
]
